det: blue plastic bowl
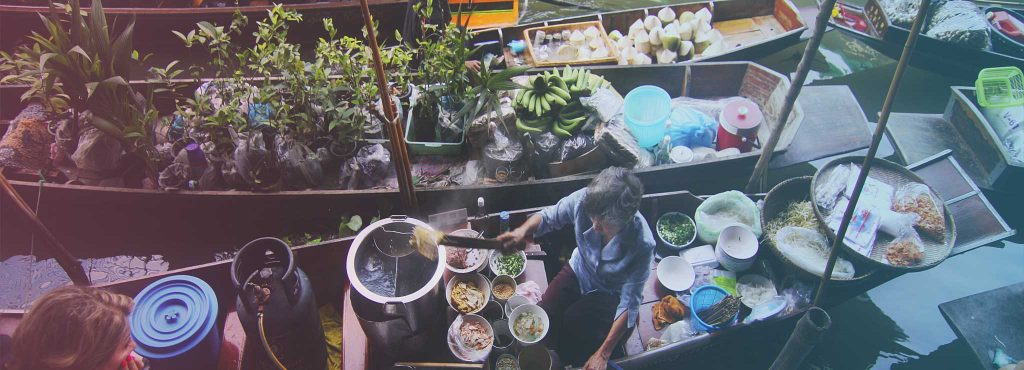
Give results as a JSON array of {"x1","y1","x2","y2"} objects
[
  {"x1": 623, "y1": 85, "x2": 672, "y2": 148},
  {"x1": 690, "y1": 285, "x2": 738, "y2": 332}
]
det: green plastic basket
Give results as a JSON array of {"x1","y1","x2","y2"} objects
[{"x1": 975, "y1": 67, "x2": 1024, "y2": 108}]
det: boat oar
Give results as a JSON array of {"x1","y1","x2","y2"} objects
[
  {"x1": 745, "y1": 0, "x2": 841, "y2": 193},
  {"x1": 357, "y1": 0, "x2": 418, "y2": 211},
  {"x1": 0, "y1": 173, "x2": 90, "y2": 285}
]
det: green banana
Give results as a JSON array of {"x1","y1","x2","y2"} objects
[
  {"x1": 516, "y1": 118, "x2": 544, "y2": 133},
  {"x1": 548, "y1": 92, "x2": 568, "y2": 106},
  {"x1": 539, "y1": 96, "x2": 551, "y2": 113},
  {"x1": 552, "y1": 124, "x2": 572, "y2": 138}
]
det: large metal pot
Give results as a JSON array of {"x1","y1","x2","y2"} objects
[{"x1": 346, "y1": 216, "x2": 447, "y2": 356}]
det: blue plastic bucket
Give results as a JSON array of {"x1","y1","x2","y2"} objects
[
  {"x1": 690, "y1": 285, "x2": 738, "y2": 332},
  {"x1": 623, "y1": 85, "x2": 672, "y2": 148},
  {"x1": 131, "y1": 275, "x2": 221, "y2": 370}
]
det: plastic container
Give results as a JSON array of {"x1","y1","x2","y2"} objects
[
  {"x1": 623, "y1": 85, "x2": 672, "y2": 148},
  {"x1": 975, "y1": 66, "x2": 1024, "y2": 108},
  {"x1": 714, "y1": 224, "x2": 759, "y2": 272},
  {"x1": 690, "y1": 285, "x2": 738, "y2": 332},
  {"x1": 130, "y1": 275, "x2": 221, "y2": 370},
  {"x1": 656, "y1": 256, "x2": 696, "y2": 292},
  {"x1": 405, "y1": 100, "x2": 465, "y2": 156}
]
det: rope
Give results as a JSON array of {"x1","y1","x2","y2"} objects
[
  {"x1": 257, "y1": 312, "x2": 289, "y2": 370},
  {"x1": 27, "y1": 179, "x2": 43, "y2": 294}
]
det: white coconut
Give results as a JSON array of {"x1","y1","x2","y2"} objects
[
  {"x1": 708, "y1": 29, "x2": 723, "y2": 44},
  {"x1": 628, "y1": 19, "x2": 646, "y2": 39},
  {"x1": 698, "y1": 20, "x2": 713, "y2": 34},
  {"x1": 639, "y1": 53, "x2": 653, "y2": 65},
  {"x1": 618, "y1": 55, "x2": 630, "y2": 65},
  {"x1": 658, "y1": 7, "x2": 677, "y2": 25},
  {"x1": 644, "y1": 15, "x2": 660, "y2": 31},
  {"x1": 649, "y1": 28, "x2": 663, "y2": 47},
  {"x1": 570, "y1": 30, "x2": 586, "y2": 47},
  {"x1": 661, "y1": 31, "x2": 681, "y2": 51},
  {"x1": 589, "y1": 37, "x2": 604, "y2": 50},
  {"x1": 679, "y1": 10, "x2": 695, "y2": 23},
  {"x1": 678, "y1": 21, "x2": 693, "y2": 40},
  {"x1": 702, "y1": 40, "x2": 725, "y2": 57},
  {"x1": 678, "y1": 40, "x2": 694, "y2": 59},
  {"x1": 694, "y1": 30, "x2": 711, "y2": 54},
  {"x1": 657, "y1": 48, "x2": 677, "y2": 64},
  {"x1": 609, "y1": 30, "x2": 624, "y2": 41},
  {"x1": 634, "y1": 30, "x2": 651, "y2": 55},
  {"x1": 695, "y1": 7, "x2": 713, "y2": 23},
  {"x1": 616, "y1": 36, "x2": 633, "y2": 50},
  {"x1": 583, "y1": 26, "x2": 600, "y2": 40},
  {"x1": 593, "y1": 47, "x2": 610, "y2": 58},
  {"x1": 577, "y1": 47, "x2": 592, "y2": 60}
]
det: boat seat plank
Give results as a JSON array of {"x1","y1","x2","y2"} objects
[
  {"x1": 217, "y1": 312, "x2": 245, "y2": 370},
  {"x1": 716, "y1": 16, "x2": 787, "y2": 50},
  {"x1": 769, "y1": 85, "x2": 872, "y2": 169},
  {"x1": 885, "y1": 113, "x2": 985, "y2": 175},
  {"x1": 342, "y1": 288, "x2": 367, "y2": 370},
  {"x1": 939, "y1": 282, "x2": 1024, "y2": 370}
]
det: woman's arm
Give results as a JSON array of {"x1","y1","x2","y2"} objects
[
  {"x1": 584, "y1": 313, "x2": 629, "y2": 370},
  {"x1": 496, "y1": 213, "x2": 541, "y2": 251}
]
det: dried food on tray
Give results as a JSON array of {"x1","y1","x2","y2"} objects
[
  {"x1": 891, "y1": 182, "x2": 946, "y2": 240},
  {"x1": 884, "y1": 235, "x2": 925, "y2": 267}
]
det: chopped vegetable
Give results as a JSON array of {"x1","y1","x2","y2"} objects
[
  {"x1": 494, "y1": 252, "x2": 525, "y2": 276},
  {"x1": 658, "y1": 213, "x2": 695, "y2": 246}
]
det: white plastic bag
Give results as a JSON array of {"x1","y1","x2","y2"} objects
[{"x1": 695, "y1": 190, "x2": 762, "y2": 244}]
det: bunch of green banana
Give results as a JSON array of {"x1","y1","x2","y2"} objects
[
  {"x1": 560, "y1": 66, "x2": 613, "y2": 97},
  {"x1": 516, "y1": 116, "x2": 553, "y2": 134},
  {"x1": 514, "y1": 71, "x2": 571, "y2": 117},
  {"x1": 553, "y1": 101, "x2": 587, "y2": 138}
]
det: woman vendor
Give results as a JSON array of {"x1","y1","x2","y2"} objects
[{"x1": 498, "y1": 167, "x2": 655, "y2": 370}]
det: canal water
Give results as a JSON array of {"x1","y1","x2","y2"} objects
[{"x1": 1, "y1": 0, "x2": 1022, "y2": 369}]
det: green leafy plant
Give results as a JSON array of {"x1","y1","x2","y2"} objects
[
  {"x1": 458, "y1": 56, "x2": 527, "y2": 129},
  {"x1": 413, "y1": 0, "x2": 476, "y2": 119}
]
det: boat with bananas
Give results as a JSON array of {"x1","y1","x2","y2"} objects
[
  {"x1": 828, "y1": 0, "x2": 1024, "y2": 76},
  {"x1": 0, "y1": 61, "x2": 885, "y2": 258},
  {"x1": 0, "y1": 150, "x2": 1011, "y2": 369}
]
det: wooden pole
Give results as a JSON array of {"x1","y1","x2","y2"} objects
[
  {"x1": 812, "y1": 0, "x2": 931, "y2": 306},
  {"x1": 0, "y1": 173, "x2": 90, "y2": 285},
  {"x1": 357, "y1": 0, "x2": 418, "y2": 211},
  {"x1": 745, "y1": 0, "x2": 839, "y2": 193}
]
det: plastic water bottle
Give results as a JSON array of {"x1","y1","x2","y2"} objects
[{"x1": 499, "y1": 211, "x2": 511, "y2": 234}]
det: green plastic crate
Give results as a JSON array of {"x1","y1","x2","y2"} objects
[
  {"x1": 975, "y1": 67, "x2": 1024, "y2": 108},
  {"x1": 404, "y1": 101, "x2": 465, "y2": 156}
]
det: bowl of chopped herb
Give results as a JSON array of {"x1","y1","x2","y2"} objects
[
  {"x1": 490, "y1": 250, "x2": 527, "y2": 279},
  {"x1": 656, "y1": 212, "x2": 697, "y2": 250}
]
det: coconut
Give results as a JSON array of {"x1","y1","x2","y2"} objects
[
  {"x1": 649, "y1": 28, "x2": 663, "y2": 47},
  {"x1": 616, "y1": 36, "x2": 633, "y2": 50},
  {"x1": 634, "y1": 30, "x2": 651, "y2": 54},
  {"x1": 698, "y1": 20, "x2": 713, "y2": 34},
  {"x1": 702, "y1": 40, "x2": 725, "y2": 57},
  {"x1": 656, "y1": 48, "x2": 677, "y2": 64},
  {"x1": 695, "y1": 7, "x2": 713, "y2": 23},
  {"x1": 644, "y1": 15, "x2": 660, "y2": 32},
  {"x1": 629, "y1": 19, "x2": 646, "y2": 39},
  {"x1": 660, "y1": 31, "x2": 681, "y2": 52},
  {"x1": 570, "y1": 30, "x2": 586, "y2": 47},
  {"x1": 658, "y1": 7, "x2": 677, "y2": 25},
  {"x1": 638, "y1": 53, "x2": 653, "y2": 65},
  {"x1": 708, "y1": 29, "x2": 723, "y2": 44},
  {"x1": 694, "y1": 30, "x2": 712, "y2": 54},
  {"x1": 609, "y1": 30, "x2": 624, "y2": 41},
  {"x1": 618, "y1": 55, "x2": 630, "y2": 65},
  {"x1": 593, "y1": 47, "x2": 610, "y2": 58},
  {"x1": 678, "y1": 21, "x2": 694, "y2": 40},
  {"x1": 578, "y1": 47, "x2": 592, "y2": 60},
  {"x1": 583, "y1": 26, "x2": 600, "y2": 41},
  {"x1": 680, "y1": 11, "x2": 695, "y2": 23},
  {"x1": 678, "y1": 40, "x2": 694, "y2": 60}
]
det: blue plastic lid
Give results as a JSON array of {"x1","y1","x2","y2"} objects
[
  {"x1": 500, "y1": 211, "x2": 510, "y2": 220},
  {"x1": 130, "y1": 275, "x2": 219, "y2": 359}
]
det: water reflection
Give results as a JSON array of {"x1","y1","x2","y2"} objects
[{"x1": 0, "y1": 255, "x2": 168, "y2": 309}]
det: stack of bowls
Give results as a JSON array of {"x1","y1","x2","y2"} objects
[{"x1": 714, "y1": 224, "x2": 758, "y2": 272}]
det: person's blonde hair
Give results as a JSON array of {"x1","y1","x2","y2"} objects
[{"x1": 11, "y1": 286, "x2": 134, "y2": 370}]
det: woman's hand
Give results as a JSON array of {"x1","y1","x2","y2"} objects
[
  {"x1": 464, "y1": 60, "x2": 482, "y2": 72},
  {"x1": 496, "y1": 226, "x2": 530, "y2": 252},
  {"x1": 583, "y1": 351, "x2": 610, "y2": 370},
  {"x1": 122, "y1": 353, "x2": 144, "y2": 370}
]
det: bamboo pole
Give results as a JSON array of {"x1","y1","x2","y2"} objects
[
  {"x1": 0, "y1": 173, "x2": 90, "y2": 285},
  {"x1": 357, "y1": 0, "x2": 418, "y2": 211},
  {"x1": 812, "y1": 0, "x2": 931, "y2": 306},
  {"x1": 745, "y1": 0, "x2": 839, "y2": 193}
]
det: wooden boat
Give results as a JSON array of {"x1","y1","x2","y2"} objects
[
  {"x1": 828, "y1": 0, "x2": 1024, "y2": 76},
  {"x1": 0, "y1": 61, "x2": 879, "y2": 255},
  {"x1": 986, "y1": 6, "x2": 1024, "y2": 58},
  {"x1": 0, "y1": 150, "x2": 1012, "y2": 369},
  {"x1": 885, "y1": 86, "x2": 1024, "y2": 194}
]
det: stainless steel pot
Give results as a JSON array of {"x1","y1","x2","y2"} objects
[{"x1": 346, "y1": 216, "x2": 447, "y2": 355}]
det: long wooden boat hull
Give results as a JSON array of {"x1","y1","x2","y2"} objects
[
  {"x1": 1, "y1": 151, "x2": 1011, "y2": 369},
  {"x1": 830, "y1": 0, "x2": 1024, "y2": 76},
  {"x1": 1, "y1": 61, "x2": 820, "y2": 255}
]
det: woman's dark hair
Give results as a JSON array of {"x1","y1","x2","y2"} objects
[{"x1": 582, "y1": 167, "x2": 644, "y2": 227}]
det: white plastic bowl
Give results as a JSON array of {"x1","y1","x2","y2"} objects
[
  {"x1": 446, "y1": 273, "x2": 492, "y2": 314},
  {"x1": 504, "y1": 295, "x2": 531, "y2": 317},
  {"x1": 448, "y1": 314, "x2": 494, "y2": 362},
  {"x1": 490, "y1": 250, "x2": 527, "y2": 279},
  {"x1": 656, "y1": 256, "x2": 696, "y2": 292},
  {"x1": 444, "y1": 229, "x2": 489, "y2": 274},
  {"x1": 715, "y1": 223, "x2": 758, "y2": 272},
  {"x1": 508, "y1": 304, "x2": 550, "y2": 344}
]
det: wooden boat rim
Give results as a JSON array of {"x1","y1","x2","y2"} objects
[
  {"x1": 950, "y1": 86, "x2": 1024, "y2": 170},
  {"x1": 0, "y1": 0, "x2": 407, "y2": 15}
]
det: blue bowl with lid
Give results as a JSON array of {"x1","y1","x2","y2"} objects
[{"x1": 131, "y1": 275, "x2": 221, "y2": 370}]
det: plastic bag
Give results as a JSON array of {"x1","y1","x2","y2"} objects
[
  {"x1": 483, "y1": 126, "x2": 526, "y2": 183},
  {"x1": 892, "y1": 182, "x2": 946, "y2": 240},
  {"x1": 580, "y1": 88, "x2": 624, "y2": 123},
  {"x1": 883, "y1": 232, "x2": 926, "y2": 267},
  {"x1": 197, "y1": 158, "x2": 226, "y2": 190},
  {"x1": 526, "y1": 131, "x2": 562, "y2": 178},
  {"x1": 558, "y1": 135, "x2": 596, "y2": 162},
  {"x1": 780, "y1": 281, "x2": 813, "y2": 315},
  {"x1": 814, "y1": 163, "x2": 851, "y2": 210},
  {"x1": 233, "y1": 130, "x2": 281, "y2": 191},
  {"x1": 276, "y1": 135, "x2": 325, "y2": 190},
  {"x1": 877, "y1": 208, "x2": 919, "y2": 237},
  {"x1": 775, "y1": 226, "x2": 856, "y2": 280},
  {"x1": 339, "y1": 143, "x2": 394, "y2": 190},
  {"x1": 926, "y1": 1, "x2": 991, "y2": 50},
  {"x1": 879, "y1": 0, "x2": 936, "y2": 28},
  {"x1": 659, "y1": 319, "x2": 697, "y2": 344},
  {"x1": 596, "y1": 113, "x2": 654, "y2": 168},
  {"x1": 72, "y1": 127, "x2": 123, "y2": 173},
  {"x1": 158, "y1": 162, "x2": 190, "y2": 189},
  {"x1": 667, "y1": 107, "x2": 718, "y2": 149},
  {"x1": 695, "y1": 190, "x2": 763, "y2": 244},
  {"x1": 1005, "y1": 131, "x2": 1024, "y2": 163}
]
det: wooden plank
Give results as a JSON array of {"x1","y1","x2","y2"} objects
[
  {"x1": 939, "y1": 282, "x2": 1024, "y2": 370},
  {"x1": 769, "y1": 85, "x2": 872, "y2": 168}
]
